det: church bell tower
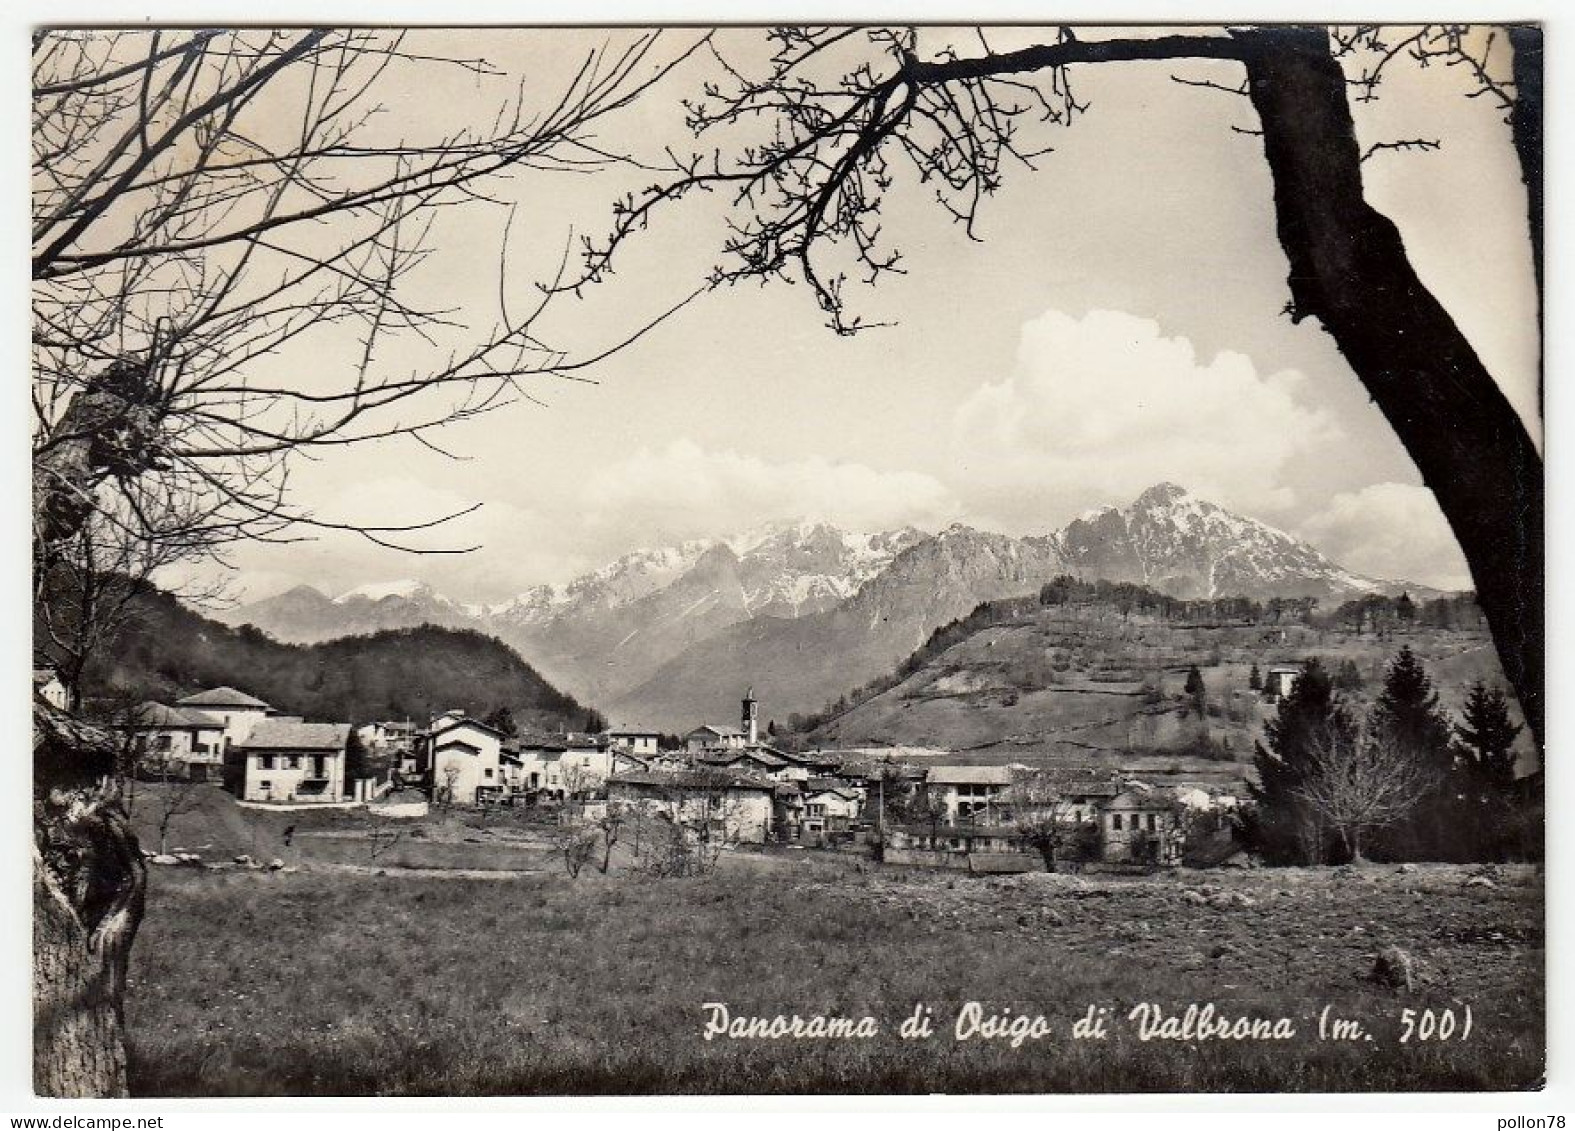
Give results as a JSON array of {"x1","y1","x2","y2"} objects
[{"x1": 741, "y1": 687, "x2": 758, "y2": 744}]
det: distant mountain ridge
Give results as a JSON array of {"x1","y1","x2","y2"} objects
[
  {"x1": 215, "y1": 485, "x2": 1435, "y2": 727},
  {"x1": 77, "y1": 585, "x2": 591, "y2": 730}
]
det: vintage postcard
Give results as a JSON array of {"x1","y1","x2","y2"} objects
[{"x1": 29, "y1": 23, "x2": 1544, "y2": 1101}]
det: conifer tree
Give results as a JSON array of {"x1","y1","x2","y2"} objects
[
  {"x1": 1456, "y1": 681, "x2": 1522, "y2": 791},
  {"x1": 1248, "y1": 663, "x2": 1262, "y2": 692},
  {"x1": 1248, "y1": 658, "x2": 1356, "y2": 863},
  {"x1": 1184, "y1": 664, "x2": 1207, "y2": 719},
  {"x1": 1370, "y1": 646, "x2": 1454, "y2": 773},
  {"x1": 1366, "y1": 646, "x2": 1457, "y2": 858}
]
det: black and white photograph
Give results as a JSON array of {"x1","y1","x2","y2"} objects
[{"x1": 24, "y1": 16, "x2": 1550, "y2": 1108}]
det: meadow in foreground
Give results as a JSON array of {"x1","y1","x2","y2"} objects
[{"x1": 124, "y1": 859, "x2": 1543, "y2": 1096}]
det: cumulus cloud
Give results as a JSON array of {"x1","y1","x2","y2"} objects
[
  {"x1": 948, "y1": 309, "x2": 1339, "y2": 526},
  {"x1": 1297, "y1": 482, "x2": 1471, "y2": 590}
]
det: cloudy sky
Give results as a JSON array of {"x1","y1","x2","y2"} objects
[{"x1": 185, "y1": 26, "x2": 1539, "y2": 605}]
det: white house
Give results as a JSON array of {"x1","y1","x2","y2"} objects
[
  {"x1": 684, "y1": 724, "x2": 748, "y2": 754},
  {"x1": 175, "y1": 686, "x2": 272, "y2": 751},
  {"x1": 127, "y1": 701, "x2": 228, "y2": 781},
  {"x1": 240, "y1": 718, "x2": 349, "y2": 803},
  {"x1": 684, "y1": 688, "x2": 764, "y2": 754},
  {"x1": 426, "y1": 714, "x2": 506, "y2": 806},
  {"x1": 605, "y1": 724, "x2": 662, "y2": 758},
  {"x1": 33, "y1": 667, "x2": 69, "y2": 711},
  {"x1": 800, "y1": 783, "x2": 863, "y2": 840},
  {"x1": 1099, "y1": 789, "x2": 1182, "y2": 865},
  {"x1": 1263, "y1": 665, "x2": 1301, "y2": 701},
  {"x1": 606, "y1": 770, "x2": 776, "y2": 843},
  {"x1": 924, "y1": 765, "x2": 1015, "y2": 825},
  {"x1": 513, "y1": 733, "x2": 614, "y2": 799}
]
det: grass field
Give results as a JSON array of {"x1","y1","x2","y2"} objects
[{"x1": 123, "y1": 856, "x2": 1543, "y2": 1096}]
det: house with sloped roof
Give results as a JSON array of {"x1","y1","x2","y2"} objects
[
  {"x1": 420, "y1": 713, "x2": 506, "y2": 806},
  {"x1": 510, "y1": 731, "x2": 615, "y2": 800},
  {"x1": 604, "y1": 724, "x2": 662, "y2": 758},
  {"x1": 607, "y1": 768, "x2": 776, "y2": 843},
  {"x1": 124, "y1": 701, "x2": 228, "y2": 781},
  {"x1": 33, "y1": 666, "x2": 69, "y2": 711},
  {"x1": 923, "y1": 765, "x2": 1015, "y2": 825},
  {"x1": 175, "y1": 685, "x2": 272, "y2": 749},
  {"x1": 239, "y1": 718, "x2": 350, "y2": 803},
  {"x1": 683, "y1": 723, "x2": 748, "y2": 754},
  {"x1": 693, "y1": 743, "x2": 810, "y2": 782},
  {"x1": 800, "y1": 782, "x2": 864, "y2": 840},
  {"x1": 1099, "y1": 789, "x2": 1184, "y2": 866}
]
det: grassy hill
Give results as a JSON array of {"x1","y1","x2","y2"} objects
[
  {"x1": 75, "y1": 583, "x2": 595, "y2": 729},
  {"x1": 797, "y1": 592, "x2": 1531, "y2": 780}
]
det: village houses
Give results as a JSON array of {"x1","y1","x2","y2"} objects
[
  {"x1": 175, "y1": 686, "x2": 272, "y2": 750},
  {"x1": 119, "y1": 684, "x2": 273, "y2": 782},
  {"x1": 605, "y1": 769, "x2": 777, "y2": 844},
  {"x1": 508, "y1": 732, "x2": 616, "y2": 800},
  {"x1": 127, "y1": 702, "x2": 228, "y2": 781},
  {"x1": 923, "y1": 765, "x2": 1014, "y2": 824}
]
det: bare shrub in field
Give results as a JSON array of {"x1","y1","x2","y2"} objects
[
  {"x1": 623, "y1": 782, "x2": 749, "y2": 878},
  {"x1": 553, "y1": 805, "x2": 626, "y2": 878},
  {"x1": 1007, "y1": 768, "x2": 1085, "y2": 873},
  {"x1": 552, "y1": 823, "x2": 599, "y2": 879},
  {"x1": 144, "y1": 758, "x2": 205, "y2": 856},
  {"x1": 364, "y1": 807, "x2": 405, "y2": 863},
  {"x1": 1294, "y1": 724, "x2": 1434, "y2": 864}
]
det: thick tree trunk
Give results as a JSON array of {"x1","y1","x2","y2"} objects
[
  {"x1": 1240, "y1": 29, "x2": 1544, "y2": 751},
  {"x1": 1507, "y1": 25, "x2": 1543, "y2": 352},
  {"x1": 33, "y1": 704, "x2": 147, "y2": 1098}
]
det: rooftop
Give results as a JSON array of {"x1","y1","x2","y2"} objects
[
  {"x1": 241, "y1": 719, "x2": 351, "y2": 751},
  {"x1": 609, "y1": 770, "x2": 775, "y2": 793},
  {"x1": 926, "y1": 765, "x2": 1015, "y2": 786},
  {"x1": 176, "y1": 686, "x2": 271, "y2": 709},
  {"x1": 429, "y1": 715, "x2": 506, "y2": 740},
  {"x1": 130, "y1": 701, "x2": 222, "y2": 729},
  {"x1": 698, "y1": 746, "x2": 790, "y2": 769}
]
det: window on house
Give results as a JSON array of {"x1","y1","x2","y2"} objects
[
  {"x1": 1147, "y1": 814, "x2": 1158, "y2": 831},
  {"x1": 1112, "y1": 814, "x2": 1123, "y2": 830},
  {"x1": 261, "y1": 753, "x2": 275, "y2": 770},
  {"x1": 484, "y1": 768, "x2": 494, "y2": 779}
]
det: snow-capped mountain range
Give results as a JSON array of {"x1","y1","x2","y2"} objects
[{"x1": 215, "y1": 484, "x2": 1433, "y2": 724}]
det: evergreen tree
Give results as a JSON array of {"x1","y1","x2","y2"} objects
[
  {"x1": 1247, "y1": 658, "x2": 1356, "y2": 864},
  {"x1": 1333, "y1": 658, "x2": 1364, "y2": 691},
  {"x1": 483, "y1": 705, "x2": 518, "y2": 737},
  {"x1": 1366, "y1": 646, "x2": 1458, "y2": 859},
  {"x1": 1395, "y1": 590, "x2": 1417, "y2": 622},
  {"x1": 343, "y1": 726, "x2": 369, "y2": 797},
  {"x1": 1456, "y1": 681, "x2": 1522, "y2": 791},
  {"x1": 1369, "y1": 646, "x2": 1454, "y2": 772},
  {"x1": 1183, "y1": 664, "x2": 1207, "y2": 719},
  {"x1": 1248, "y1": 663, "x2": 1262, "y2": 692}
]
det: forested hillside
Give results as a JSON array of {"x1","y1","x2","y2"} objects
[{"x1": 72, "y1": 584, "x2": 593, "y2": 729}]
